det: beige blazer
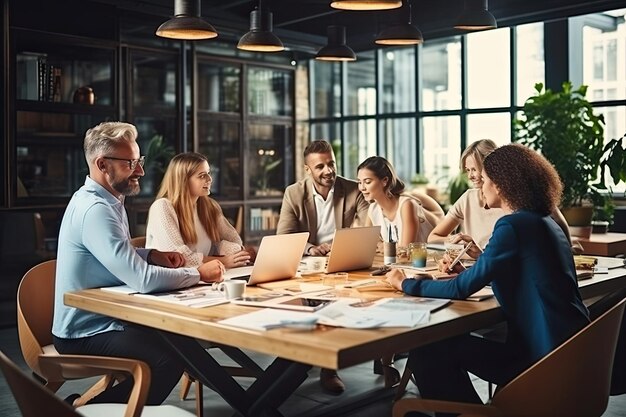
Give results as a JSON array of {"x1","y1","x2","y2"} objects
[{"x1": 276, "y1": 176, "x2": 370, "y2": 245}]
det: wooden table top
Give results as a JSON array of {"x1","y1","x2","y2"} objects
[{"x1": 64, "y1": 257, "x2": 626, "y2": 370}]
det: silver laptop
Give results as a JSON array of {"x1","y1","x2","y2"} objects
[
  {"x1": 299, "y1": 226, "x2": 381, "y2": 274},
  {"x1": 223, "y1": 232, "x2": 309, "y2": 286}
]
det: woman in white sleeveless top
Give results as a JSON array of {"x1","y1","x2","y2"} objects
[
  {"x1": 357, "y1": 156, "x2": 444, "y2": 247},
  {"x1": 357, "y1": 156, "x2": 445, "y2": 387}
]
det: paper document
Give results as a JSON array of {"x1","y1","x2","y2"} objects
[
  {"x1": 466, "y1": 287, "x2": 494, "y2": 301},
  {"x1": 135, "y1": 285, "x2": 228, "y2": 308},
  {"x1": 219, "y1": 308, "x2": 319, "y2": 331},
  {"x1": 100, "y1": 285, "x2": 138, "y2": 294}
]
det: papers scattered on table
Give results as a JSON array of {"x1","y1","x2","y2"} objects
[
  {"x1": 100, "y1": 284, "x2": 228, "y2": 308},
  {"x1": 219, "y1": 308, "x2": 319, "y2": 331},
  {"x1": 466, "y1": 287, "x2": 494, "y2": 301},
  {"x1": 100, "y1": 284, "x2": 138, "y2": 294},
  {"x1": 136, "y1": 285, "x2": 228, "y2": 308},
  {"x1": 389, "y1": 260, "x2": 439, "y2": 272},
  {"x1": 219, "y1": 295, "x2": 452, "y2": 331}
]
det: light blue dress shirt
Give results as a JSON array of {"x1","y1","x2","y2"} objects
[{"x1": 52, "y1": 176, "x2": 200, "y2": 339}]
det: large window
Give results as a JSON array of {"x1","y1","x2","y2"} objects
[
  {"x1": 580, "y1": 8, "x2": 626, "y2": 192},
  {"x1": 420, "y1": 37, "x2": 462, "y2": 111},
  {"x1": 380, "y1": 48, "x2": 416, "y2": 113},
  {"x1": 304, "y1": 11, "x2": 624, "y2": 201},
  {"x1": 466, "y1": 28, "x2": 511, "y2": 109}
]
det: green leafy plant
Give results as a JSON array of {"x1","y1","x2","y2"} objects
[
  {"x1": 411, "y1": 173, "x2": 429, "y2": 185},
  {"x1": 514, "y1": 81, "x2": 606, "y2": 209},
  {"x1": 258, "y1": 157, "x2": 282, "y2": 192},
  {"x1": 144, "y1": 134, "x2": 175, "y2": 175},
  {"x1": 600, "y1": 132, "x2": 626, "y2": 187},
  {"x1": 447, "y1": 171, "x2": 470, "y2": 206}
]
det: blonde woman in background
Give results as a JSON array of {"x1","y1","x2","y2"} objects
[
  {"x1": 146, "y1": 152, "x2": 254, "y2": 268},
  {"x1": 428, "y1": 139, "x2": 571, "y2": 256}
]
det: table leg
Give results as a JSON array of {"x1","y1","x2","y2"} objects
[
  {"x1": 158, "y1": 331, "x2": 253, "y2": 415},
  {"x1": 245, "y1": 358, "x2": 312, "y2": 416}
]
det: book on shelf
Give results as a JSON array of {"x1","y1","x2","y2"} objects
[
  {"x1": 249, "y1": 207, "x2": 280, "y2": 231},
  {"x1": 16, "y1": 52, "x2": 45, "y2": 101}
]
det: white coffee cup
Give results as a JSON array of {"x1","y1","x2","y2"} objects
[
  {"x1": 302, "y1": 256, "x2": 326, "y2": 272},
  {"x1": 217, "y1": 280, "x2": 246, "y2": 300}
]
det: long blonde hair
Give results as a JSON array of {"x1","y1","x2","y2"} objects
[{"x1": 156, "y1": 152, "x2": 221, "y2": 244}]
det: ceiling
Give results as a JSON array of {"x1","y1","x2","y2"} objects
[{"x1": 93, "y1": 0, "x2": 626, "y2": 54}]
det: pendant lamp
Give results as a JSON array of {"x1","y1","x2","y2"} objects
[
  {"x1": 237, "y1": 0, "x2": 284, "y2": 52},
  {"x1": 315, "y1": 26, "x2": 357, "y2": 62},
  {"x1": 454, "y1": 0, "x2": 497, "y2": 30},
  {"x1": 156, "y1": 0, "x2": 218, "y2": 40},
  {"x1": 330, "y1": 0, "x2": 402, "y2": 10},
  {"x1": 375, "y1": 2, "x2": 423, "y2": 45}
]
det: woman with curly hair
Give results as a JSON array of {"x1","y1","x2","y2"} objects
[
  {"x1": 146, "y1": 152, "x2": 254, "y2": 269},
  {"x1": 386, "y1": 144, "x2": 589, "y2": 416},
  {"x1": 428, "y1": 139, "x2": 571, "y2": 257}
]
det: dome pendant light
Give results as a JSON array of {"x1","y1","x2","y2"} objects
[
  {"x1": 454, "y1": 0, "x2": 497, "y2": 30},
  {"x1": 156, "y1": 0, "x2": 218, "y2": 40},
  {"x1": 375, "y1": 2, "x2": 423, "y2": 46},
  {"x1": 237, "y1": 0, "x2": 284, "y2": 52},
  {"x1": 315, "y1": 25, "x2": 357, "y2": 62},
  {"x1": 330, "y1": 0, "x2": 402, "y2": 11}
]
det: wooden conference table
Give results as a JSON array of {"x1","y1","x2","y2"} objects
[{"x1": 64, "y1": 257, "x2": 626, "y2": 416}]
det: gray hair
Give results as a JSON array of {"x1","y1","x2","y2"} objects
[{"x1": 84, "y1": 122, "x2": 138, "y2": 165}]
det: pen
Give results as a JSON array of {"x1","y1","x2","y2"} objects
[{"x1": 175, "y1": 293, "x2": 207, "y2": 301}]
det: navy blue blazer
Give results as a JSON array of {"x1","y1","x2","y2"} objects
[{"x1": 402, "y1": 211, "x2": 589, "y2": 363}]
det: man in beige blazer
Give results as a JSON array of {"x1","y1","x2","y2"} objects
[{"x1": 276, "y1": 140, "x2": 369, "y2": 393}]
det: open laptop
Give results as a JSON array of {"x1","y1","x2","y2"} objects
[
  {"x1": 223, "y1": 232, "x2": 309, "y2": 286},
  {"x1": 299, "y1": 226, "x2": 381, "y2": 274}
]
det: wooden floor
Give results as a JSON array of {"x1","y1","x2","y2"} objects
[{"x1": 1, "y1": 325, "x2": 625, "y2": 417}]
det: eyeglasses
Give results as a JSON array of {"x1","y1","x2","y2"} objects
[{"x1": 103, "y1": 156, "x2": 146, "y2": 170}]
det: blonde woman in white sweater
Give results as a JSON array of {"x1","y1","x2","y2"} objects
[{"x1": 146, "y1": 152, "x2": 253, "y2": 268}]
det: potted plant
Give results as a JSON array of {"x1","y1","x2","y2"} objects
[
  {"x1": 142, "y1": 134, "x2": 175, "y2": 195},
  {"x1": 600, "y1": 132, "x2": 626, "y2": 188},
  {"x1": 514, "y1": 81, "x2": 606, "y2": 237}
]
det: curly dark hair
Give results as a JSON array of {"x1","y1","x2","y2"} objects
[{"x1": 482, "y1": 144, "x2": 562, "y2": 215}]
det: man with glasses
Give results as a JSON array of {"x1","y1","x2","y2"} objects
[{"x1": 52, "y1": 122, "x2": 225, "y2": 406}]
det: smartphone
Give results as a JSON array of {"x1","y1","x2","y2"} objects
[{"x1": 447, "y1": 242, "x2": 473, "y2": 271}]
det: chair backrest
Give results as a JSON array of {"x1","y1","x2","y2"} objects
[
  {"x1": 492, "y1": 297, "x2": 626, "y2": 417},
  {"x1": 16, "y1": 259, "x2": 57, "y2": 376},
  {"x1": 0, "y1": 350, "x2": 78, "y2": 417}
]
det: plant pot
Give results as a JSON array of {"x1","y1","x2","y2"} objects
[{"x1": 562, "y1": 206, "x2": 594, "y2": 239}]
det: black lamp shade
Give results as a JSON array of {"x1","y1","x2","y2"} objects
[
  {"x1": 238, "y1": 9, "x2": 284, "y2": 52},
  {"x1": 156, "y1": 0, "x2": 217, "y2": 40},
  {"x1": 375, "y1": 23, "x2": 423, "y2": 45},
  {"x1": 454, "y1": 0, "x2": 497, "y2": 30},
  {"x1": 315, "y1": 25, "x2": 357, "y2": 61},
  {"x1": 330, "y1": 0, "x2": 402, "y2": 10}
]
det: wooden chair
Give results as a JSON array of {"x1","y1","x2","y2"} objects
[
  {"x1": 393, "y1": 297, "x2": 626, "y2": 417},
  {"x1": 17, "y1": 260, "x2": 122, "y2": 405},
  {"x1": 130, "y1": 236, "x2": 264, "y2": 417},
  {"x1": 0, "y1": 350, "x2": 194, "y2": 417}
]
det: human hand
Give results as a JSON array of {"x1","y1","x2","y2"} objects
[
  {"x1": 243, "y1": 245, "x2": 257, "y2": 262},
  {"x1": 221, "y1": 250, "x2": 252, "y2": 269},
  {"x1": 385, "y1": 268, "x2": 407, "y2": 291},
  {"x1": 148, "y1": 250, "x2": 185, "y2": 268},
  {"x1": 448, "y1": 234, "x2": 482, "y2": 259},
  {"x1": 438, "y1": 252, "x2": 466, "y2": 273},
  {"x1": 198, "y1": 259, "x2": 224, "y2": 283},
  {"x1": 309, "y1": 242, "x2": 332, "y2": 256}
]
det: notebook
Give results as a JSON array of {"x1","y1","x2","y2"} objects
[
  {"x1": 299, "y1": 226, "x2": 381, "y2": 274},
  {"x1": 223, "y1": 232, "x2": 309, "y2": 286}
]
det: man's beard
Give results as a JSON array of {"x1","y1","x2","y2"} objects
[{"x1": 111, "y1": 176, "x2": 140, "y2": 196}]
